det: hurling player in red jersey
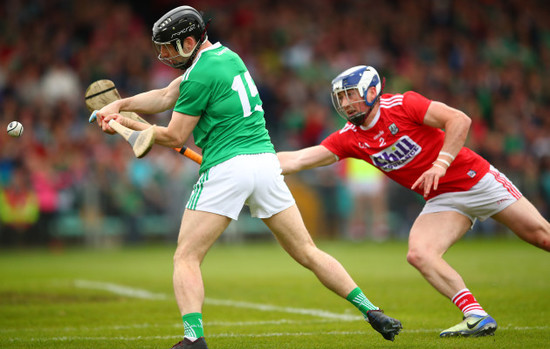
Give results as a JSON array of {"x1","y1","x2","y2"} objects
[{"x1": 277, "y1": 65, "x2": 550, "y2": 338}]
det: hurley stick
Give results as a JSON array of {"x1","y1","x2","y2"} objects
[
  {"x1": 85, "y1": 79, "x2": 202, "y2": 164},
  {"x1": 107, "y1": 119, "x2": 156, "y2": 158}
]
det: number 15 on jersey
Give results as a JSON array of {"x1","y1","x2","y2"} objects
[{"x1": 232, "y1": 71, "x2": 263, "y2": 117}]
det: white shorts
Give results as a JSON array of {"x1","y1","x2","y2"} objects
[
  {"x1": 186, "y1": 153, "x2": 295, "y2": 220},
  {"x1": 420, "y1": 166, "x2": 522, "y2": 225}
]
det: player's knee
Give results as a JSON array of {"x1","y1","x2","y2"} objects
[
  {"x1": 406, "y1": 250, "x2": 418, "y2": 268},
  {"x1": 540, "y1": 238, "x2": 550, "y2": 251},
  {"x1": 534, "y1": 223, "x2": 550, "y2": 251},
  {"x1": 520, "y1": 221, "x2": 550, "y2": 251},
  {"x1": 292, "y1": 245, "x2": 320, "y2": 269},
  {"x1": 406, "y1": 247, "x2": 430, "y2": 270},
  {"x1": 173, "y1": 244, "x2": 200, "y2": 265},
  {"x1": 173, "y1": 247, "x2": 186, "y2": 265}
]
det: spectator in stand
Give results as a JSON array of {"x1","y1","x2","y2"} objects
[
  {"x1": 0, "y1": 168, "x2": 39, "y2": 245},
  {"x1": 0, "y1": 0, "x2": 549, "y2": 245}
]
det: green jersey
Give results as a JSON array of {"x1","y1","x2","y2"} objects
[{"x1": 174, "y1": 42, "x2": 275, "y2": 173}]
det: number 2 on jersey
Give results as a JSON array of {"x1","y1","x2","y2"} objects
[{"x1": 232, "y1": 71, "x2": 260, "y2": 117}]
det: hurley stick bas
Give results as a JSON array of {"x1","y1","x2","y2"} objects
[
  {"x1": 106, "y1": 117, "x2": 156, "y2": 158},
  {"x1": 85, "y1": 79, "x2": 202, "y2": 164}
]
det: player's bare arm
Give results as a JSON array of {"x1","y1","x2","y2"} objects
[
  {"x1": 277, "y1": 145, "x2": 338, "y2": 175},
  {"x1": 106, "y1": 76, "x2": 182, "y2": 117},
  {"x1": 118, "y1": 76, "x2": 183, "y2": 115},
  {"x1": 412, "y1": 101, "x2": 472, "y2": 197},
  {"x1": 100, "y1": 109, "x2": 199, "y2": 150},
  {"x1": 153, "y1": 111, "x2": 199, "y2": 149},
  {"x1": 96, "y1": 76, "x2": 183, "y2": 129},
  {"x1": 423, "y1": 101, "x2": 471, "y2": 158}
]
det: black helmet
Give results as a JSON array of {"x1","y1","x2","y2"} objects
[{"x1": 152, "y1": 6, "x2": 207, "y2": 70}]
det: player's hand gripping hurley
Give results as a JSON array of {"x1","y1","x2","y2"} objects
[
  {"x1": 100, "y1": 115, "x2": 156, "y2": 158},
  {"x1": 85, "y1": 79, "x2": 202, "y2": 163}
]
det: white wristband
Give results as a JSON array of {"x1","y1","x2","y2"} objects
[
  {"x1": 434, "y1": 158, "x2": 451, "y2": 167},
  {"x1": 432, "y1": 163, "x2": 447, "y2": 171},
  {"x1": 439, "y1": 151, "x2": 455, "y2": 160}
]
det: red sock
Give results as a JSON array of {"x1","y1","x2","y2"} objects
[{"x1": 452, "y1": 288, "x2": 487, "y2": 316}]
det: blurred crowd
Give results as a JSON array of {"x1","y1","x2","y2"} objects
[{"x1": 1, "y1": 0, "x2": 550, "y2": 246}]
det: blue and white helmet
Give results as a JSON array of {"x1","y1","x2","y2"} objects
[{"x1": 331, "y1": 65, "x2": 384, "y2": 126}]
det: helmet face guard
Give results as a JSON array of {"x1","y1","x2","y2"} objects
[
  {"x1": 153, "y1": 36, "x2": 205, "y2": 70},
  {"x1": 152, "y1": 6, "x2": 208, "y2": 70},
  {"x1": 331, "y1": 65, "x2": 384, "y2": 126},
  {"x1": 331, "y1": 88, "x2": 370, "y2": 126}
]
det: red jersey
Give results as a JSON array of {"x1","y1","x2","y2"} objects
[{"x1": 321, "y1": 91, "x2": 490, "y2": 200}]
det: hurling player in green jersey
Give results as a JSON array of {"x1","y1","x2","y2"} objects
[{"x1": 94, "y1": 6, "x2": 401, "y2": 348}]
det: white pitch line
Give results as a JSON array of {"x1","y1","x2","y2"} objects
[
  {"x1": 71, "y1": 280, "x2": 550, "y2": 336},
  {"x1": 9, "y1": 325, "x2": 550, "y2": 343},
  {"x1": 10, "y1": 332, "x2": 363, "y2": 343},
  {"x1": 0, "y1": 319, "x2": 341, "y2": 334},
  {"x1": 204, "y1": 297, "x2": 359, "y2": 321},
  {"x1": 74, "y1": 279, "x2": 360, "y2": 321},
  {"x1": 75, "y1": 279, "x2": 168, "y2": 300},
  {"x1": 207, "y1": 319, "x2": 338, "y2": 326}
]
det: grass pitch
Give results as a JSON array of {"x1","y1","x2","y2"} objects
[{"x1": 0, "y1": 237, "x2": 548, "y2": 348}]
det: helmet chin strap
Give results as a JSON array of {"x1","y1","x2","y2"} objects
[
  {"x1": 349, "y1": 77, "x2": 385, "y2": 126},
  {"x1": 176, "y1": 19, "x2": 212, "y2": 71},
  {"x1": 176, "y1": 40, "x2": 200, "y2": 59},
  {"x1": 174, "y1": 39, "x2": 202, "y2": 70},
  {"x1": 348, "y1": 112, "x2": 367, "y2": 126}
]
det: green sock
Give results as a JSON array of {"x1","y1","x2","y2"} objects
[
  {"x1": 346, "y1": 287, "x2": 378, "y2": 319},
  {"x1": 182, "y1": 312, "x2": 204, "y2": 339}
]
